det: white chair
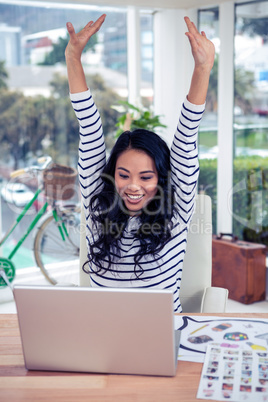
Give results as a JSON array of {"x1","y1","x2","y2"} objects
[
  {"x1": 180, "y1": 194, "x2": 228, "y2": 313},
  {"x1": 79, "y1": 194, "x2": 228, "y2": 313}
]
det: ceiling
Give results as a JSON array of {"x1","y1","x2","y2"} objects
[
  {"x1": 72, "y1": 0, "x2": 226, "y2": 8},
  {"x1": 33, "y1": 0, "x2": 247, "y2": 10}
]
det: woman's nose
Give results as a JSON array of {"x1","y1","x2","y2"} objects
[{"x1": 127, "y1": 180, "x2": 141, "y2": 191}]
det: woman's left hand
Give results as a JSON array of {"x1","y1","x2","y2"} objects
[
  {"x1": 65, "y1": 14, "x2": 106, "y2": 62},
  {"x1": 184, "y1": 16, "x2": 215, "y2": 72}
]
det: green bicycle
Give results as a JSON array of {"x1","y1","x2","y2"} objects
[{"x1": 0, "y1": 156, "x2": 81, "y2": 289}]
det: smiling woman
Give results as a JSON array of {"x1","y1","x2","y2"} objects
[
  {"x1": 66, "y1": 14, "x2": 215, "y2": 312},
  {"x1": 87, "y1": 125, "x2": 173, "y2": 263}
]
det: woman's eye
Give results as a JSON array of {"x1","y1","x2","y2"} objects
[
  {"x1": 119, "y1": 174, "x2": 129, "y2": 179},
  {"x1": 141, "y1": 176, "x2": 153, "y2": 181}
]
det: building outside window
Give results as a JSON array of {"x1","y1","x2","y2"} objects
[{"x1": 103, "y1": 11, "x2": 153, "y2": 106}]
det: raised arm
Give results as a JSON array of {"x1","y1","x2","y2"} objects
[
  {"x1": 65, "y1": 14, "x2": 106, "y2": 93},
  {"x1": 184, "y1": 16, "x2": 215, "y2": 105},
  {"x1": 170, "y1": 18, "x2": 215, "y2": 226},
  {"x1": 65, "y1": 15, "x2": 107, "y2": 218}
]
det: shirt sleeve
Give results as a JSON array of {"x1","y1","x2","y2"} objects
[
  {"x1": 170, "y1": 97, "x2": 205, "y2": 226},
  {"x1": 70, "y1": 89, "x2": 106, "y2": 220}
]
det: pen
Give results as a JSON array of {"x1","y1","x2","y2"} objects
[{"x1": 190, "y1": 324, "x2": 209, "y2": 335}]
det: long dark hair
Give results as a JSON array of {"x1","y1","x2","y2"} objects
[{"x1": 83, "y1": 128, "x2": 176, "y2": 278}]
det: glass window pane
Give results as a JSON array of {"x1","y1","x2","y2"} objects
[
  {"x1": 140, "y1": 11, "x2": 153, "y2": 107},
  {"x1": 234, "y1": 1, "x2": 268, "y2": 247},
  {"x1": 0, "y1": 1, "x2": 134, "y2": 285},
  {"x1": 198, "y1": 8, "x2": 219, "y2": 234}
]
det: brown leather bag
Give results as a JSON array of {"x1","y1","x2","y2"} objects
[{"x1": 212, "y1": 233, "x2": 267, "y2": 304}]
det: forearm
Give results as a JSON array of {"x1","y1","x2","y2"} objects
[
  {"x1": 187, "y1": 65, "x2": 211, "y2": 105},
  {"x1": 70, "y1": 90, "x2": 106, "y2": 212},
  {"x1": 65, "y1": 54, "x2": 88, "y2": 94},
  {"x1": 170, "y1": 98, "x2": 204, "y2": 224},
  {"x1": 171, "y1": 97, "x2": 204, "y2": 177}
]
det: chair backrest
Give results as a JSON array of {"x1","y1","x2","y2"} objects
[
  {"x1": 180, "y1": 194, "x2": 212, "y2": 312},
  {"x1": 79, "y1": 194, "x2": 213, "y2": 312}
]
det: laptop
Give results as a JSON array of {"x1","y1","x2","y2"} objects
[{"x1": 13, "y1": 285, "x2": 180, "y2": 376}]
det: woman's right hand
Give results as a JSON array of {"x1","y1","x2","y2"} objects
[{"x1": 65, "y1": 14, "x2": 106, "y2": 61}]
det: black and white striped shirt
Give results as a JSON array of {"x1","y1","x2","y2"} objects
[{"x1": 71, "y1": 89, "x2": 205, "y2": 312}]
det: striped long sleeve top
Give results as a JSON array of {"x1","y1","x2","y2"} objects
[{"x1": 71, "y1": 89, "x2": 205, "y2": 312}]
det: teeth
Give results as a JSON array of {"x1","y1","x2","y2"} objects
[{"x1": 127, "y1": 194, "x2": 143, "y2": 200}]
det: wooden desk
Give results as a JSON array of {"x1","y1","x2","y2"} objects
[{"x1": 1, "y1": 313, "x2": 267, "y2": 402}]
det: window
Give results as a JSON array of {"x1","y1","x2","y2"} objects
[
  {"x1": 198, "y1": 8, "x2": 219, "y2": 233},
  {"x1": 0, "y1": 1, "x2": 154, "y2": 280},
  {"x1": 233, "y1": 0, "x2": 268, "y2": 246}
]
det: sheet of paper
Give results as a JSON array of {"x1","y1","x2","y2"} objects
[
  {"x1": 197, "y1": 344, "x2": 268, "y2": 401},
  {"x1": 174, "y1": 316, "x2": 268, "y2": 363}
]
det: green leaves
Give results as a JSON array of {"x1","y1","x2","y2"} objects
[
  {"x1": 113, "y1": 100, "x2": 167, "y2": 138},
  {"x1": 0, "y1": 61, "x2": 8, "y2": 90}
]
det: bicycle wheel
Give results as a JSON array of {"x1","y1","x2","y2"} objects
[
  {"x1": 0, "y1": 258, "x2": 16, "y2": 287},
  {"x1": 33, "y1": 205, "x2": 81, "y2": 285}
]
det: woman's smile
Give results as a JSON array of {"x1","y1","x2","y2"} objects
[{"x1": 125, "y1": 193, "x2": 144, "y2": 203}]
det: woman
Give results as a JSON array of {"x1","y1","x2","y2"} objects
[{"x1": 65, "y1": 14, "x2": 215, "y2": 312}]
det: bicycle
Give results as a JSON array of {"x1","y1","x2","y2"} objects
[{"x1": 0, "y1": 156, "x2": 81, "y2": 289}]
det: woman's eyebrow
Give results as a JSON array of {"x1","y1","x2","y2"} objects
[
  {"x1": 117, "y1": 167, "x2": 129, "y2": 172},
  {"x1": 117, "y1": 167, "x2": 156, "y2": 174}
]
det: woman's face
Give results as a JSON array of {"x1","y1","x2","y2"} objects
[{"x1": 114, "y1": 148, "x2": 159, "y2": 215}]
